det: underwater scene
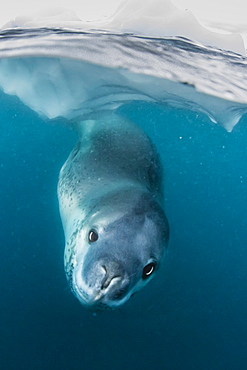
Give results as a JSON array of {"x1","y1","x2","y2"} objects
[{"x1": 1, "y1": 0, "x2": 247, "y2": 369}]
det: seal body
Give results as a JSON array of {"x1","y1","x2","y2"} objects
[{"x1": 58, "y1": 113, "x2": 169, "y2": 310}]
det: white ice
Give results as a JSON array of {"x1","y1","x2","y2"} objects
[{"x1": 2, "y1": 0, "x2": 246, "y2": 55}]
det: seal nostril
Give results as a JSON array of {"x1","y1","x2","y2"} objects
[
  {"x1": 100, "y1": 265, "x2": 108, "y2": 290},
  {"x1": 100, "y1": 264, "x2": 122, "y2": 290},
  {"x1": 97, "y1": 262, "x2": 127, "y2": 292},
  {"x1": 101, "y1": 274, "x2": 121, "y2": 290}
]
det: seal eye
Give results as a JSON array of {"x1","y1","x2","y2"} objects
[
  {"x1": 142, "y1": 263, "x2": 156, "y2": 279},
  {"x1": 88, "y1": 230, "x2": 98, "y2": 243}
]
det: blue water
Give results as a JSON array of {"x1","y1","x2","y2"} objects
[
  {"x1": 1, "y1": 82, "x2": 247, "y2": 369},
  {"x1": 1, "y1": 26, "x2": 247, "y2": 370}
]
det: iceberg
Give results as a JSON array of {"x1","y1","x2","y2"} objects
[
  {"x1": 3, "y1": 0, "x2": 245, "y2": 54},
  {"x1": 0, "y1": 0, "x2": 247, "y2": 131},
  {"x1": 0, "y1": 51, "x2": 246, "y2": 132}
]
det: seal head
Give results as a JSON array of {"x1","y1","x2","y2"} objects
[{"x1": 67, "y1": 190, "x2": 169, "y2": 310}]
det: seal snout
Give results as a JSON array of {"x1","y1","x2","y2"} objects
[
  {"x1": 81, "y1": 260, "x2": 130, "y2": 306},
  {"x1": 100, "y1": 264, "x2": 121, "y2": 290},
  {"x1": 97, "y1": 261, "x2": 129, "y2": 299}
]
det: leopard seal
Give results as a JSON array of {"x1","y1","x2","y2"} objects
[{"x1": 58, "y1": 112, "x2": 169, "y2": 310}]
